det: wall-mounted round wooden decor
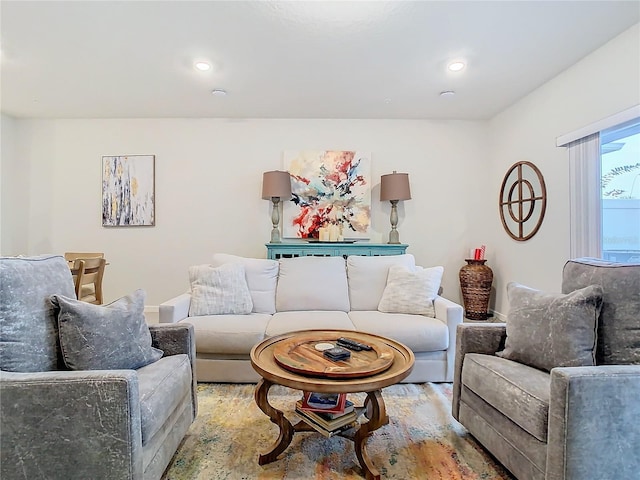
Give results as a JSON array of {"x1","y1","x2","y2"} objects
[{"x1": 499, "y1": 161, "x2": 547, "y2": 241}]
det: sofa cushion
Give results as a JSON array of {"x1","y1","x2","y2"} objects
[
  {"x1": 51, "y1": 289, "x2": 163, "y2": 370},
  {"x1": 378, "y1": 265, "x2": 443, "y2": 317},
  {"x1": 211, "y1": 253, "x2": 279, "y2": 315},
  {"x1": 347, "y1": 254, "x2": 416, "y2": 311},
  {"x1": 137, "y1": 354, "x2": 192, "y2": 444},
  {"x1": 462, "y1": 353, "x2": 551, "y2": 442},
  {"x1": 562, "y1": 258, "x2": 640, "y2": 365},
  {"x1": 184, "y1": 313, "x2": 271, "y2": 355},
  {"x1": 0, "y1": 255, "x2": 76, "y2": 372},
  {"x1": 348, "y1": 311, "x2": 448, "y2": 353},
  {"x1": 188, "y1": 263, "x2": 253, "y2": 316},
  {"x1": 266, "y1": 311, "x2": 355, "y2": 337},
  {"x1": 498, "y1": 282, "x2": 603, "y2": 372},
  {"x1": 276, "y1": 256, "x2": 350, "y2": 312}
]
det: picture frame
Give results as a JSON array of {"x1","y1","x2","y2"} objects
[
  {"x1": 102, "y1": 154, "x2": 155, "y2": 227},
  {"x1": 282, "y1": 150, "x2": 371, "y2": 239}
]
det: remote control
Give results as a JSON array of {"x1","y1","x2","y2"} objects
[
  {"x1": 337, "y1": 337, "x2": 373, "y2": 351},
  {"x1": 323, "y1": 347, "x2": 351, "y2": 361}
]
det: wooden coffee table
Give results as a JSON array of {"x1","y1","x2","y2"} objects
[{"x1": 250, "y1": 329, "x2": 415, "y2": 480}]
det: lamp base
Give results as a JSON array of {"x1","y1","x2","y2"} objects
[
  {"x1": 270, "y1": 197, "x2": 282, "y2": 243},
  {"x1": 388, "y1": 200, "x2": 401, "y2": 244},
  {"x1": 270, "y1": 227, "x2": 282, "y2": 243},
  {"x1": 387, "y1": 229, "x2": 400, "y2": 244}
]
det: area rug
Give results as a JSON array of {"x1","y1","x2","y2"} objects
[{"x1": 162, "y1": 383, "x2": 514, "y2": 480}]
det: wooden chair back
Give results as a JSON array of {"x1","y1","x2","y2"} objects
[
  {"x1": 74, "y1": 257, "x2": 107, "y2": 305},
  {"x1": 64, "y1": 252, "x2": 104, "y2": 261},
  {"x1": 71, "y1": 259, "x2": 86, "y2": 299}
]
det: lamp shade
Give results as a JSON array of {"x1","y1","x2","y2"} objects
[
  {"x1": 261, "y1": 170, "x2": 292, "y2": 200},
  {"x1": 380, "y1": 172, "x2": 411, "y2": 201}
]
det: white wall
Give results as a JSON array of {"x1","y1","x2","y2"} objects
[
  {"x1": 487, "y1": 24, "x2": 640, "y2": 317},
  {"x1": 0, "y1": 113, "x2": 29, "y2": 254},
  {"x1": 5, "y1": 118, "x2": 489, "y2": 305}
]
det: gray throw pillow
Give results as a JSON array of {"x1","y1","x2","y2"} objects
[
  {"x1": 0, "y1": 255, "x2": 76, "y2": 372},
  {"x1": 50, "y1": 289, "x2": 163, "y2": 370},
  {"x1": 497, "y1": 282, "x2": 603, "y2": 372}
]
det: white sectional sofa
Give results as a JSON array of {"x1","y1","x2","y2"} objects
[{"x1": 159, "y1": 253, "x2": 463, "y2": 383}]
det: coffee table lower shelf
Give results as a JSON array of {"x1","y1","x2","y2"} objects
[{"x1": 254, "y1": 378, "x2": 389, "y2": 480}]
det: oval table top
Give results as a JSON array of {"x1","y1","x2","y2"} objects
[{"x1": 250, "y1": 329, "x2": 415, "y2": 394}]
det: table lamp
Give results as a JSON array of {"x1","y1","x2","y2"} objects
[
  {"x1": 262, "y1": 170, "x2": 292, "y2": 243},
  {"x1": 380, "y1": 171, "x2": 411, "y2": 244}
]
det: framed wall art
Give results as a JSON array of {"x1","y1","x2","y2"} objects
[
  {"x1": 102, "y1": 154, "x2": 155, "y2": 227},
  {"x1": 282, "y1": 150, "x2": 371, "y2": 239}
]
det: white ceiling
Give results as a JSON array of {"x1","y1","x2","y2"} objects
[{"x1": 1, "y1": 1, "x2": 638, "y2": 120}]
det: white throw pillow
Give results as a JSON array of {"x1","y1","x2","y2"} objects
[
  {"x1": 188, "y1": 263, "x2": 253, "y2": 316},
  {"x1": 276, "y1": 256, "x2": 350, "y2": 312},
  {"x1": 378, "y1": 265, "x2": 444, "y2": 317},
  {"x1": 347, "y1": 254, "x2": 416, "y2": 311},
  {"x1": 211, "y1": 253, "x2": 279, "y2": 314}
]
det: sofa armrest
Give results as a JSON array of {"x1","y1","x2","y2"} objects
[
  {"x1": 0, "y1": 369, "x2": 143, "y2": 480},
  {"x1": 452, "y1": 322, "x2": 507, "y2": 419},
  {"x1": 546, "y1": 365, "x2": 640, "y2": 480},
  {"x1": 434, "y1": 296, "x2": 464, "y2": 382},
  {"x1": 149, "y1": 323, "x2": 198, "y2": 417},
  {"x1": 159, "y1": 292, "x2": 191, "y2": 323}
]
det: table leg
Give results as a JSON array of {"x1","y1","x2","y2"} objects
[
  {"x1": 254, "y1": 378, "x2": 294, "y2": 465},
  {"x1": 354, "y1": 390, "x2": 388, "y2": 480}
]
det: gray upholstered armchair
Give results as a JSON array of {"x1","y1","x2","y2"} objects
[
  {"x1": 0, "y1": 255, "x2": 197, "y2": 480},
  {"x1": 452, "y1": 258, "x2": 640, "y2": 480}
]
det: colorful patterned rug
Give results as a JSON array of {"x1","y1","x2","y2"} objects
[{"x1": 162, "y1": 383, "x2": 514, "y2": 480}]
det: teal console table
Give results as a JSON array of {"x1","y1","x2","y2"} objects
[{"x1": 266, "y1": 242, "x2": 408, "y2": 260}]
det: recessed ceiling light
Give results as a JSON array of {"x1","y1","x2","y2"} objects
[
  {"x1": 194, "y1": 61, "x2": 211, "y2": 72},
  {"x1": 448, "y1": 61, "x2": 465, "y2": 72},
  {"x1": 211, "y1": 89, "x2": 227, "y2": 96},
  {"x1": 440, "y1": 90, "x2": 456, "y2": 97}
]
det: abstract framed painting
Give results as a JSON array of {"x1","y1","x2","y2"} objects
[
  {"x1": 102, "y1": 154, "x2": 155, "y2": 227},
  {"x1": 283, "y1": 150, "x2": 371, "y2": 239}
]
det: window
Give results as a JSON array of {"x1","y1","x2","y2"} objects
[
  {"x1": 600, "y1": 119, "x2": 640, "y2": 262},
  {"x1": 560, "y1": 106, "x2": 640, "y2": 260}
]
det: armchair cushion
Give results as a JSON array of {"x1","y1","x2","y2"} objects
[
  {"x1": 497, "y1": 282, "x2": 603, "y2": 372},
  {"x1": 188, "y1": 263, "x2": 253, "y2": 316},
  {"x1": 462, "y1": 353, "x2": 550, "y2": 442},
  {"x1": 562, "y1": 258, "x2": 640, "y2": 365},
  {"x1": 137, "y1": 354, "x2": 192, "y2": 443},
  {"x1": 0, "y1": 255, "x2": 75, "y2": 372},
  {"x1": 51, "y1": 289, "x2": 163, "y2": 370},
  {"x1": 378, "y1": 265, "x2": 443, "y2": 317}
]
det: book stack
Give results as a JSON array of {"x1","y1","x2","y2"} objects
[{"x1": 295, "y1": 392, "x2": 359, "y2": 438}]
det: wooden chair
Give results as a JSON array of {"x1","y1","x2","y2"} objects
[
  {"x1": 73, "y1": 257, "x2": 106, "y2": 304},
  {"x1": 70, "y1": 259, "x2": 86, "y2": 299},
  {"x1": 64, "y1": 252, "x2": 104, "y2": 261}
]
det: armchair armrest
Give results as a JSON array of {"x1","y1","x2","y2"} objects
[
  {"x1": 149, "y1": 323, "x2": 198, "y2": 417},
  {"x1": 452, "y1": 322, "x2": 507, "y2": 419},
  {"x1": 547, "y1": 365, "x2": 640, "y2": 480},
  {"x1": 434, "y1": 296, "x2": 464, "y2": 381},
  {"x1": 0, "y1": 369, "x2": 143, "y2": 480},
  {"x1": 159, "y1": 293, "x2": 191, "y2": 323},
  {"x1": 149, "y1": 323, "x2": 195, "y2": 359}
]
